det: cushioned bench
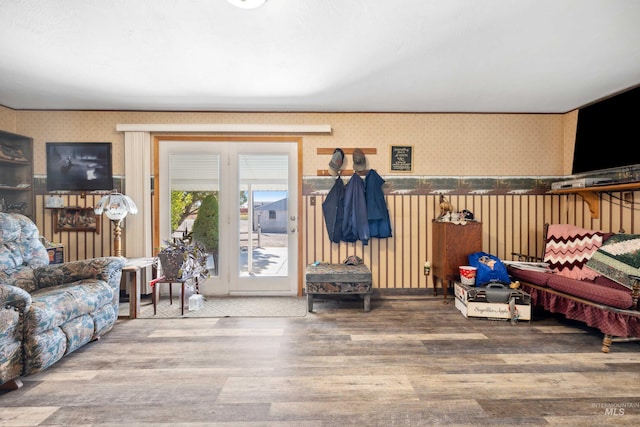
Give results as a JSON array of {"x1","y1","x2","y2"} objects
[
  {"x1": 305, "y1": 263, "x2": 372, "y2": 312},
  {"x1": 509, "y1": 224, "x2": 640, "y2": 352}
]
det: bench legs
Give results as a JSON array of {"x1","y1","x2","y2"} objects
[
  {"x1": 307, "y1": 293, "x2": 371, "y2": 312},
  {"x1": 602, "y1": 334, "x2": 640, "y2": 353}
]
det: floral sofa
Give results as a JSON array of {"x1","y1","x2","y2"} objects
[
  {"x1": 508, "y1": 224, "x2": 640, "y2": 353},
  {"x1": 0, "y1": 212, "x2": 125, "y2": 390}
]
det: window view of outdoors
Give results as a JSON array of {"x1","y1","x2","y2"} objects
[
  {"x1": 170, "y1": 190, "x2": 219, "y2": 275},
  {"x1": 170, "y1": 189, "x2": 288, "y2": 278}
]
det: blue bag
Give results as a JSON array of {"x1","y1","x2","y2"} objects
[{"x1": 467, "y1": 251, "x2": 511, "y2": 286}]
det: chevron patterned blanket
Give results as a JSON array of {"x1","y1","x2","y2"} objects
[{"x1": 543, "y1": 224, "x2": 605, "y2": 281}]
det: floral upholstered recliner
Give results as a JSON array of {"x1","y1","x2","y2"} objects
[{"x1": 0, "y1": 212, "x2": 125, "y2": 390}]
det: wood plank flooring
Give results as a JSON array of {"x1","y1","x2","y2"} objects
[{"x1": 2, "y1": 295, "x2": 640, "y2": 426}]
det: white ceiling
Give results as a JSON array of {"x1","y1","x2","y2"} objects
[{"x1": 1, "y1": 0, "x2": 639, "y2": 113}]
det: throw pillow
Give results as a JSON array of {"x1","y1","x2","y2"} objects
[
  {"x1": 543, "y1": 224, "x2": 604, "y2": 280},
  {"x1": 585, "y1": 234, "x2": 640, "y2": 290}
]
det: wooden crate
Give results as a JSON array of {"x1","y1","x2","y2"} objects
[{"x1": 454, "y1": 281, "x2": 531, "y2": 321}]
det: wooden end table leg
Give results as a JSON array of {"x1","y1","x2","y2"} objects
[{"x1": 129, "y1": 269, "x2": 140, "y2": 319}]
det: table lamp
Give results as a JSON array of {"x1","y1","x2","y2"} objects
[{"x1": 94, "y1": 192, "x2": 138, "y2": 257}]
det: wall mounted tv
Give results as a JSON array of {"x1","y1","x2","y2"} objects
[
  {"x1": 572, "y1": 86, "x2": 640, "y2": 175},
  {"x1": 46, "y1": 142, "x2": 113, "y2": 192}
]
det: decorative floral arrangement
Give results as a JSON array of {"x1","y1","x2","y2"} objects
[{"x1": 156, "y1": 238, "x2": 210, "y2": 282}]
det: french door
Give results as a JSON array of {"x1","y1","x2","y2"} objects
[{"x1": 157, "y1": 139, "x2": 299, "y2": 296}]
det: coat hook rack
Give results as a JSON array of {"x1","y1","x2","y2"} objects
[{"x1": 316, "y1": 148, "x2": 377, "y2": 176}]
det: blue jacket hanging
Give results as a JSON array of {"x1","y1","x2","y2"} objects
[
  {"x1": 365, "y1": 169, "x2": 392, "y2": 238},
  {"x1": 322, "y1": 176, "x2": 345, "y2": 243},
  {"x1": 342, "y1": 173, "x2": 370, "y2": 245}
]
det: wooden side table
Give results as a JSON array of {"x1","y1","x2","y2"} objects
[
  {"x1": 120, "y1": 257, "x2": 156, "y2": 319},
  {"x1": 431, "y1": 221, "x2": 482, "y2": 298}
]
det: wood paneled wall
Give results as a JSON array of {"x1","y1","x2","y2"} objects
[
  {"x1": 303, "y1": 191, "x2": 638, "y2": 291},
  {"x1": 34, "y1": 193, "x2": 115, "y2": 262},
  {"x1": 34, "y1": 190, "x2": 638, "y2": 291}
]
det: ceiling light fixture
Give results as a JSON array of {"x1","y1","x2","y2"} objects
[{"x1": 227, "y1": 0, "x2": 267, "y2": 9}]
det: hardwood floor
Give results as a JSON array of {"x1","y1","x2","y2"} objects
[{"x1": 2, "y1": 295, "x2": 640, "y2": 426}]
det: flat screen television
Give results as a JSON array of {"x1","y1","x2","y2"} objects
[
  {"x1": 572, "y1": 86, "x2": 640, "y2": 175},
  {"x1": 46, "y1": 142, "x2": 113, "y2": 192}
]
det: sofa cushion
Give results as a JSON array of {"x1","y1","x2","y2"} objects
[
  {"x1": 0, "y1": 308, "x2": 22, "y2": 383},
  {"x1": 507, "y1": 266, "x2": 552, "y2": 287},
  {"x1": 543, "y1": 224, "x2": 605, "y2": 281},
  {"x1": 0, "y1": 266, "x2": 39, "y2": 293},
  {"x1": 0, "y1": 241, "x2": 23, "y2": 270},
  {"x1": 0, "y1": 212, "x2": 48, "y2": 278},
  {"x1": 546, "y1": 274, "x2": 633, "y2": 309},
  {"x1": 25, "y1": 279, "x2": 115, "y2": 335},
  {"x1": 585, "y1": 233, "x2": 640, "y2": 290}
]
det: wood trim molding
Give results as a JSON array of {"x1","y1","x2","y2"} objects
[{"x1": 117, "y1": 124, "x2": 332, "y2": 134}]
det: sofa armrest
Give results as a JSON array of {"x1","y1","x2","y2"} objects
[
  {"x1": 511, "y1": 252, "x2": 544, "y2": 263},
  {"x1": 33, "y1": 257, "x2": 126, "y2": 291},
  {"x1": 0, "y1": 283, "x2": 32, "y2": 312}
]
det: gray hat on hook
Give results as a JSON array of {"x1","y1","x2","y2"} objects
[
  {"x1": 328, "y1": 148, "x2": 344, "y2": 176},
  {"x1": 353, "y1": 148, "x2": 366, "y2": 172}
]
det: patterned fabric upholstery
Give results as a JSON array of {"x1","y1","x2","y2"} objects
[
  {"x1": 506, "y1": 267, "x2": 551, "y2": 287},
  {"x1": 0, "y1": 212, "x2": 125, "y2": 384},
  {"x1": 586, "y1": 234, "x2": 640, "y2": 290},
  {"x1": 543, "y1": 224, "x2": 605, "y2": 280},
  {"x1": 0, "y1": 285, "x2": 31, "y2": 387},
  {"x1": 546, "y1": 274, "x2": 633, "y2": 309}
]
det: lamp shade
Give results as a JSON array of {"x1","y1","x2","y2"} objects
[{"x1": 94, "y1": 192, "x2": 138, "y2": 221}]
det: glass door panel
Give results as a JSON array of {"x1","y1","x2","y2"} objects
[
  {"x1": 158, "y1": 139, "x2": 298, "y2": 296},
  {"x1": 230, "y1": 143, "x2": 298, "y2": 294}
]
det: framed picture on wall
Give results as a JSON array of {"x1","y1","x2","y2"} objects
[
  {"x1": 46, "y1": 142, "x2": 113, "y2": 192},
  {"x1": 390, "y1": 145, "x2": 413, "y2": 172},
  {"x1": 54, "y1": 207, "x2": 100, "y2": 233}
]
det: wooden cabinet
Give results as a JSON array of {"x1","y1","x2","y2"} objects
[
  {"x1": 432, "y1": 221, "x2": 482, "y2": 298},
  {"x1": 0, "y1": 130, "x2": 34, "y2": 219}
]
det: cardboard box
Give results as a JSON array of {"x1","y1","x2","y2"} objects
[{"x1": 454, "y1": 281, "x2": 531, "y2": 321}]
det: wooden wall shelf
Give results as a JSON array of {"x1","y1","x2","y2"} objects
[{"x1": 548, "y1": 181, "x2": 640, "y2": 219}]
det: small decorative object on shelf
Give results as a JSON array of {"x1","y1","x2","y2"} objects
[{"x1": 438, "y1": 195, "x2": 453, "y2": 220}]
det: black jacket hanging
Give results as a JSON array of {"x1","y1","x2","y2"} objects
[
  {"x1": 342, "y1": 173, "x2": 370, "y2": 245},
  {"x1": 322, "y1": 176, "x2": 345, "y2": 243},
  {"x1": 365, "y1": 169, "x2": 392, "y2": 238}
]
